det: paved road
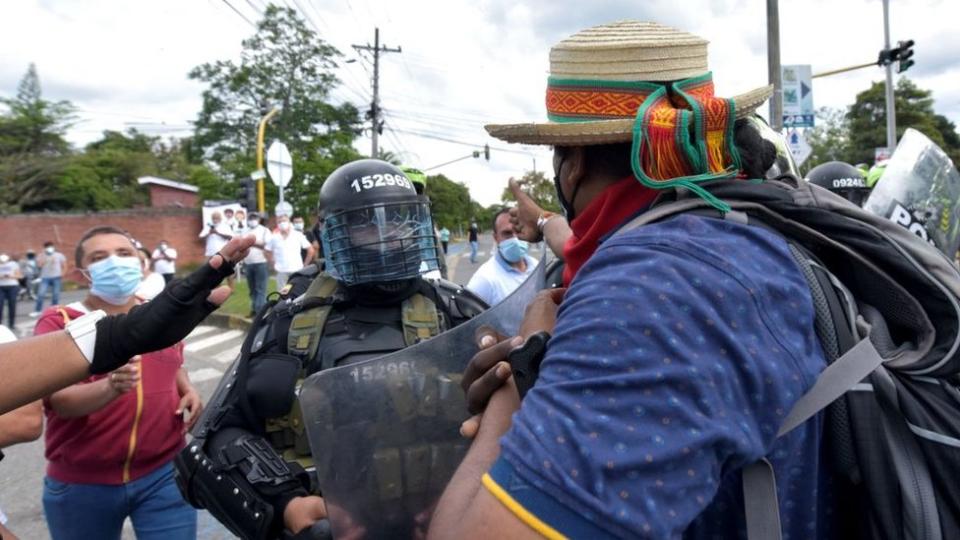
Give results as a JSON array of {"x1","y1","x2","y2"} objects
[{"x1": 0, "y1": 234, "x2": 540, "y2": 538}]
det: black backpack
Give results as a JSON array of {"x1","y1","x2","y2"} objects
[{"x1": 615, "y1": 174, "x2": 960, "y2": 540}]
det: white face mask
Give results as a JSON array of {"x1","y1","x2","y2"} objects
[
  {"x1": 293, "y1": 222, "x2": 304, "y2": 231},
  {"x1": 0, "y1": 254, "x2": 9, "y2": 263},
  {"x1": 45, "y1": 247, "x2": 55, "y2": 255},
  {"x1": 278, "y1": 221, "x2": 291, "y2": 232},
  {"x1": 159, "y1": 243, "x2": 167, "y2": 250},
  {"x1": 248, "y1": 219, "x2": 259, "y2": 228}
]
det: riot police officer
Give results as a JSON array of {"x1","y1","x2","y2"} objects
[
  {"x1": 807, "y1": 160, "x2": 873, "y2": 206},
  {"x1": 174, "y1": 160, "x2": 486, "y2": 539}
]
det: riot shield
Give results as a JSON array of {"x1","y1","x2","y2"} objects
[
  {"x1": 299, "y1": 257, "x2": 547, "y2": 538},
  {"x1": 862, "y1": 128, "x2": 960, "y2": 257}
]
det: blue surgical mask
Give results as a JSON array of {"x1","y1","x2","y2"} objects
[
  {"x1": 498, "y1": 237, "x2": 529, "y2": 263},
  {"x1": 86, "y1": 255, "x2": 143, "y2": 305}
]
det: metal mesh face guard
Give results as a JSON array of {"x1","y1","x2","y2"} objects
[{"x1": 321, "y1": 201, "x2": 439, "y2": 285}]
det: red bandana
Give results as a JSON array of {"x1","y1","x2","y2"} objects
[{"x1": 562, "y1": 176, "x2": 659, "y2": 286}]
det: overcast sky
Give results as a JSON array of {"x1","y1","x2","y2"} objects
[{"x1": 3, "y1": 0, "x2": 958, "y2": 206}]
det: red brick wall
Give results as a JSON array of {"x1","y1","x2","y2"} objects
[
  {"x1": 149, "y1": 185, "x2": 199, "y2": 208},
  {"x1": 0, "y1": 208, "x2": 206, "y2": 277}
]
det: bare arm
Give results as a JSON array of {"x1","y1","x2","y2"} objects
[
  {"x1": 0, "y1": 400, "x2": 43, "y2": 447},
  {"x1": 429, "y1": 380, "x2": 535, "y2": 540},
  {"x1": 47, "y1": 378, "x2": 121, "y2": 418},
  {"x1": 0, "y1": 235, "x2": 254, "y2": 416},
  {"x1": 507, "y1": 178, "x2": 571, "y2": 259},
  {"x1": 303, "y1": 244, "x2": 317, "y2": 265},
  {"x1": 542, "y1": 215, "x2": 572, "y2": 260},
  {"x1": 0, "y1": 331, "x2": 92, "y2": 414}
]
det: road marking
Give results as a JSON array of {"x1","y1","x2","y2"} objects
[
  {"x1": 213, "y1": 348, "x2": 240, "y2": 364},
  {"x1": 186, "y1": 325, "x2": 220, "y2": 340},
  {"x1": 188, "y1": 367, "x2": 224, "y2": 383},
  {"x1": 184, "y1": 329, "x2": 244, "y2": 353}
]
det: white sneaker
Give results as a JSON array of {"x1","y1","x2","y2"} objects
[{"x1": 29, "y1": 311, "x2": 41, "y2": 317}]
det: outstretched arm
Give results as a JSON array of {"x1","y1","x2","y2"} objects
[{"x1": 0, "y1": 235, "x2": 254, "y2": 414}]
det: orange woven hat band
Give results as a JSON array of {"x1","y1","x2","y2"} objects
[{"x1": 546, "y1": 78, "x2": 664, "y2": 122}]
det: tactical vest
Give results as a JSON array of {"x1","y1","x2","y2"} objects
[{"x1": 262, "y1": 272, "x2": 446, "y2": 467}]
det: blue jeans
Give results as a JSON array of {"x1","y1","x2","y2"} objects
[
  {"x1": 244, "y1": 262, "x2": 268, "y2": 315},
  {"x1": 35, "y1": 276, "x2": 61, "y2": 312},
  {"x1": 470, "y1": 241, "x2": 479, "y2": 263},
  {"x1": 0, "y1": 285, "x2": 17, "y2": 327},
  {"x1": 43, "y1": 462, "x2": 196, "y2": 540}
]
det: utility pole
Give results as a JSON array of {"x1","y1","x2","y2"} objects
[
  {"x1": 766, "y1": 0, "x2": 782, "y2": 132},
  {"x1": 353, "y1": 28, "x2": 401, "y2": 159},
  {"x1": 882, "y1": 0, "x2": 897, "y2": 153}
]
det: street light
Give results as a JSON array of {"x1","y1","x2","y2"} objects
[{"x1": 255, "y1": 107, "x2": 280, "y2": 214}]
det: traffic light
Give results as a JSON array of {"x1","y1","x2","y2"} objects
[
  {"x1": 239, "y1": 179, "x2": 256, "y2": 210},
  {"x1": 897, "y1": 40, "x2": 915, "y2": 73},
  {"x1": 484, "y1": 144, "x2": 490, "y2": 161},
  {"x1": 877, "y1": 39, "x2": 915, "y2": 73}
]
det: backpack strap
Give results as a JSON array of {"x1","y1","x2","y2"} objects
[
  {"x1": 743, "y1": 459, "x2": 782, "y2": 540},
  {"x1": 401, "y1": 292, "x2": 441, "y2": 346},
  {"x1": 286, "y1": 273, "x2": 340, "y2": 361}
]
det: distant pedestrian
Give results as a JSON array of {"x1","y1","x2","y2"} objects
[
  {"x1": 151, "y1": 240, "x2": 177, "y2": 283},
  {"x1": 198, "y1": 211, "x2": 233, "y2": 257},
  {"x1": 439, "y1": 226, "x2": 450, "y2": 254},
  {"x1": 292, "y1": 216, "x2": 309, "y2": 262},
  {"x1": 31, "y1": 241, "x2": 67, "y2": 316},
  {"x1": 468, "y1": 221, "x2": 479, "y2": 263},
  {"x1": 243, "y1": 212, "x2": 271, "y2": 316},
  {"x1": 0, "y1": 253, "x2": 21, "y2": 329},
  {"x1": 18, "y1": 249, "x2": 39, "y2": 301},
  {"x1": 466, "y1": 209, "x2": 537, "y2": 306},
  {"x1": 266, "y1": 214, "x2": 314, "y2": 291}
]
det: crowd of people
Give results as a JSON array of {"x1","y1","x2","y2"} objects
[{"x1": 2, "y1": 17, "x2": 960, "y2": 540}]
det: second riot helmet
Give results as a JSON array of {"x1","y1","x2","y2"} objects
[{"x1": 807, "y1": 161, "x2": 872, "y2": 206}]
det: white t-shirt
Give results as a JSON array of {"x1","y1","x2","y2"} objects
[
  {"x1": 136, "y1": 272, "x2": 167, "y2": 301},
  {"x1": 151, "y1": 248, "x2": 177, "y2": 275},
  {"x1": 0, "y1": 260, "x2": 19, "y2": 287},
  {"x1": 266, "y1": 230, "x2": 310, "y2": 273},
  {"x1": 199, "y1": 223, "x2": 233, "y2": 257},
  {"x1": 466, "y1": 253, "x2": 538, "y2": 307},
  {"x1": 244, "y1": 225, "x2": 272, "y2": 264}
]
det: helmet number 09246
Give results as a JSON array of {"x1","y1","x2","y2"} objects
[{"x1": 350, "y1": 174, "x2": 412, "y2": 192}]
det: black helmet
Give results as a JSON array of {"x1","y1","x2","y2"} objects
[
  {"x1": 318, "y1": 159, "x2": 438, "y2": 285},
  {"x1": 807, "y1": 161, "x2": 871, "y2": 206}
]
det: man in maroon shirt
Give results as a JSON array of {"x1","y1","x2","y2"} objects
[{"x1": 34, "y1": 226, "x2": 203, "y2": 540}]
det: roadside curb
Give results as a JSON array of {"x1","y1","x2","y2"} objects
[{"x1": 207, "y1": 311, "x2": 252, "y2": 331}]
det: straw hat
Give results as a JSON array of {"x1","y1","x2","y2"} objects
[{"x1": 486, "y1": 21, "x2": 773, "y2": 146}]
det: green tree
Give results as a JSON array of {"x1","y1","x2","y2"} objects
[
  {"x1": 0, "y1": 63, "x2": 75, "y2": 212},
  {"x1": 500, "y1": 170, "x2": 560, "y2": 213},
  {"x1": 846, "y1": 78, "x2": 960, "y2": 165},
  {"x1": 803, "y1": 107, "x2": 851, "y2": 174},
  {"x1": 425, "y1": 173, "x2": 475, "y2": 233},
  {"x1": 55, "y1": 129, "x2": 220, "y2": 211},
  {"x1": 189, "y1": 4, "x2": 363, "y2": 218}
]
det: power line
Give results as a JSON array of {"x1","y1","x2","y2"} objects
[
  {"x1": 388, "y1": 127, "x2": 538, "y2": 157},
  {"x1": 241, "y1": 0, "x2": 262, "y2": 20},
  {"x1": 221, "y1": 0, "x2": 257, "y2": 28}
]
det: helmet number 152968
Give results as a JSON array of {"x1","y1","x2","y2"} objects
[{"x1": 350, "y1": 174, "x2": 412, "y2": 192}]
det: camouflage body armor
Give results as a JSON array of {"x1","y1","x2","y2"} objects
[{"x1": 174, "y1": 263, "x2": 485, "y2": 539}]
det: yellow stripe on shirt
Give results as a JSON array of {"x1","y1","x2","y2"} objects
[{"x1": 481, "y1": 472, "x2": 567, "y2": 540}]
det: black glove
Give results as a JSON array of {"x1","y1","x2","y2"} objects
[{"x1": 90, "y1": 255, "x2": 236, "y2": 374}]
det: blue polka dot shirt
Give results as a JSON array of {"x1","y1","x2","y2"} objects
[{"x1": 488, "y1": 214, "x2": 834, "y2": 539}]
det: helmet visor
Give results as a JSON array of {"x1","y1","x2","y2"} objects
[{"x1": 322, "y1": 201, "x2": 439, "y2": 285}]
